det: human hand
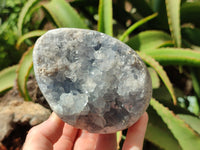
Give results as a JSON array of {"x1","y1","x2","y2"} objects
[{"x1": 23, "y1": 112, "x2": 148, "y2": 150}]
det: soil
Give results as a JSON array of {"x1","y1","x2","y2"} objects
[{"x1": 1, "y1": 123, "x2": 31, "y2": 150}]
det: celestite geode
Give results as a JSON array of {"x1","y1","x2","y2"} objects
[{"x1": 33, "y1": 28, "x2": 152, "y2": 133}]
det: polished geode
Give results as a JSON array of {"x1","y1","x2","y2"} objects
[{"x1": 33, "y1": 28, "x2": 152, "y2": 133}]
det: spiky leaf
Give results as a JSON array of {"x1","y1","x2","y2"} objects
[
  {"x1": 165, "y1": 0, "x2": 181, "y2": 47},
  {"x1": 150, "y1": 98, "x2": 200, "y2": 150},
  {"x1": 17, "y1": 0, "x2": 40, "y2": 36},
  {"x1": 98, "y1": 0, "x2": 113, "y2": 36},
  {"x1": 0, "y1": 65, "x2": 18, "y2": 93},
  {"x1": 145, "y1": 106, "x2": 181, "y2": 150},
  {"x1": 138, "y1": 52, "x2": 176, "y2": 104},
  {"x1": 119, "y1": 13, "x2": 158, "y2": 42},
  {"x1": 178, "y1": 114, "x2": 200, "y2": 134},
  {"x1": 42, "y1": 0, "x2": 88, "y2": 28},
  {"x1": 148, "y1": 67, "x2": 160, "y2": 89},
  {"x1": 16, "y1": 30, "x2": 47, "y2": 48},
  {"x1": 145, "y1": 48, "x2": 200, "y2": 66},
  {"x1": 126, "y1": 30, "x2": 172, "y2": 51},
  {"x1": 17, "y1": 47, "x2": 33, "y2": 101}
]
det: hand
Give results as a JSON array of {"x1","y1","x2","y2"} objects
[{"x1": 23, "y1": 112, "x2": 148, "y2": 150}]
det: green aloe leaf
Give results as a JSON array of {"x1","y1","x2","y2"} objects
[
  {"x1": 182, "y1": 27, "x2": 200, "y2": 46},
  {"x1": 17, "y1": 47, "x2": 33, "y2": 101},
  {"x1": 16, "y1": 30, "x2": 47, "y2": 48},
  {"x1": 116, "y1": 131, "x2": 122, "y2": 149},
  {"x1": 178, "y1": 114, "x2": 200, "y2": 134},
  {"x1": 150, "y1": 98, "x2": 200, "y2": 150},
  {"x1": 158, "y1": 41, "x2": 174, "y2": 48},
  {"x1": 148, "y1": 67, "x2": 160, "y2": 89},
  {"x1": 17, "y1": 0, "x2": 40, "y2": 36},
  {"x1": 145, "y1": 106, "x2": 181, "y2": 150},
  {"x1": 165, "y1": 0, "x2": 181, "y2": 47},
  {"x1": 191, "y1": 68, "x2": 200, "y2": 98},
  {"x1": 24, "y1": 3, "x2": 43, "y2": 26},
  {"x1": 145, "y1": 48, "x2": 200, "y2": 66},
  {"x1": 43, "y1": 0, "x2": 88, "y2": 28},
  {"x1": 98, "y1": 0, "x2": 113, "y2": 36},
  {"x1": 126, "y1": 30, "x2": 172, "y2": 51},
  {"x1": 119, "y1": 13, "x2": 158, "y2": 42},
  {"x1": 181, "y1": 2, "x2": 200, "y2": 28},
  {"x1": 146, "y1": 123, "x2": 181, "y2": 150},
  {"x1": 0, "y1": 65, "x2": 18, "y2": 93},
  {"x1": 153, "y1": 86, "x2": 185, "y2": 106},
  {"x1": 138, "y1": 52, "x2": 176, "y2": 105}
]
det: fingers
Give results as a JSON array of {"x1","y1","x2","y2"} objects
[
  {"x1": 73, "y1": 130, "x2": 99, "y2": 150},
  {"x1": 23, "y1": 112, "x2": 148, "y2": 150},
  {"x1": 96, "y1": 133, "x2": 117, "y2": 150},
  {"x1": 53, "y1": 123, "x2": 78, "y2": 150},
  {"x1": 23, "y1": 113, "x2": 65, "y2": 150},
  {"x1": 122, "y1": 112, "x2": 148, "y2": 150}
]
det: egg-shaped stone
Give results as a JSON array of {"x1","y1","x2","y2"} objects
[{"x1": 33, "y1": 28, "x2": 152, "y2": 133}]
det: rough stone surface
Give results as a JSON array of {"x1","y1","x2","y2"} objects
[
  {"x1": 0, "y1": 113, "x2": 13, "y2": 141},
  {"x1": 0, "y1": 89, "x2": 51, "y2": 141},
  {"x1": 33, "y1": 28, "x2": 152, "y2": 133}
]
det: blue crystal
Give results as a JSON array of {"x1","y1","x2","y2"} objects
[{"x1": 33, "y1": 28, "x2": 152, "y2": 133}]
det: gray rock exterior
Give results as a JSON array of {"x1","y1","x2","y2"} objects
[
  {"x1": 33, "y1": 28, "x2": 152, "y2": 133},
  {"x1": 0, "y1": 99, "x2": 51, "y2": 141}
]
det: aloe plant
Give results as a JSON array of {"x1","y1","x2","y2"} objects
[
  {"x1": 0, "y1": 0, "x2": 200, "y2": 149},
  {"x1": 0, "y1": 65, "x2": 18, "y2": 93}
]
